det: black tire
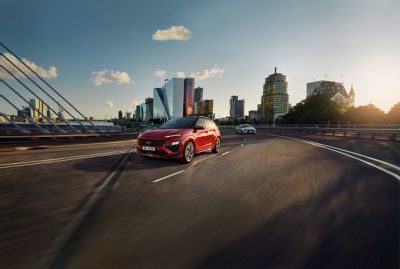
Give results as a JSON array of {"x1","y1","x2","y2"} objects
[
  {"x1": 212, "y1": 137, "x2": 221, "y2": 153},
  {"x1": 181, "y1": 141, "x2": 195, "y2": 163}
]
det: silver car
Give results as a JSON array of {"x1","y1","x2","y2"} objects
[{"x1": 235, "y1": 124, "x2": 256, "y2": 134}]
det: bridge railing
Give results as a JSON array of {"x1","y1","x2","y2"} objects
[
  {"x1": 218, "y1": 125, "x2": 400, "y2": 142},
  {"x1": 0, "y1": 123, "x2": 122, "y2": 135}
]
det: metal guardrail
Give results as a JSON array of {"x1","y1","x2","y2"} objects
[
  {"x1": 219, "y1": 124, "x2": 400, "y2": 129},
  {"x1": 0, "y1": 123, "x2": 122, "y2": 135},
  {"x1": 218, "y1": 125, "x2": 400, "y2": 141},
  {"x1": 0, "y1": 132, "x2": 139, "y2": 145}
]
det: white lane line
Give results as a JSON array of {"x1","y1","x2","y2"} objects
[
  {"x1": 38, "y1": 146, "x2": 134, "y2": 268},
  {"x1": 0, "y1": 150, "x2": 127, "y2": 169},
  {"x1": 221, "y1": 151, "x2": 230, "y2": 156},
  {"x1": 44, "y1": 139, "x2": 137, "y2": 149},
  {"x1": 153, "y1": 170, "x2": 184, "y2": 183},
  {"x1": 0, "y1": 150, "x2": 126, "y2": 166},
  {"x1": 304, "y1": 140, "x2": 400, "y2": 172},
  {"x1": 262, "y1": 133, "x2": 400, "y2": 181}
]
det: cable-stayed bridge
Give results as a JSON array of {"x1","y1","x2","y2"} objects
[{"x1": 0, "y1": 42, "x2": 119, "y2": 135}]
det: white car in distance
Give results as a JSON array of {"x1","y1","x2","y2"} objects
[{"x1": 235, "y1": 124, "x2": 256, "y2": 135}]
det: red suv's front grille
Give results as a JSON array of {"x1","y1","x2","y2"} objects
[{"x1": 138, "y1": 139, "x2": 165, "y2": 147}]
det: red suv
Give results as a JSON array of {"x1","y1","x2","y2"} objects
[{"x1": 137, "y1": 116, "x2": 221, "y2": 163}]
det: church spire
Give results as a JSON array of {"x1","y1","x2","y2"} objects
[{"x1": 349, "y1": 84, "x2": 355, "y2": 98}]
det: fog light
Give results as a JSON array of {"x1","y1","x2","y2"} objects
[{"x1": 167, "y1": 141, "x2": 180, "y2": 152}]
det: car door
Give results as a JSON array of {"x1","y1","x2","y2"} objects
[
  {"x1": 194, "y1": 118, "x2": 208, "y2": 151},
  {"x1": 204, "y1": 119, "x2": 216, "y2": 149}
]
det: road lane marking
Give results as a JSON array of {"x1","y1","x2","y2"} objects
[
  {"x1": 303, "y1": 140, "x2": 400, "y2": 172},
  {"x1": 153, "y1": 170, "x2": 184, "y2": 183},
  {"x1": 262, "y1": 133, "x2": 400, "y2": 181},
  {"x1": 38, "y1": 146, "x2": 134, "y2": 269},
  {"x1": 0, "y1": 150, "x2": 127, "y2": 169},
  {"x1": 0, "y1": 150, "x2": 126, "y2": 166},
  {"x1": 0, "y1": 150, "x2": 126, "y2": 167},
  {"x1": 46, "y1": 139, "x2": 137, "y2": 149},
  {"x1": 264, "y1": 133, "x2": 400, "y2": 172},
  {"x1": 221, "y1": 151, "x2": 230, "y2": 156},
  {"x1": 1, "y1": 139, "x2": 137, "y2": 152}
]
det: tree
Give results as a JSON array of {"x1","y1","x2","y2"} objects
[
  {"x1": 278, "y1": 94, "x2": 341, "y2": 124},
  {"x1": 342, "y1": 104, "x2": 385, "y2": 124},
  {"x1": 386, "y1": 102, "x2": 400, "y2": 124}
]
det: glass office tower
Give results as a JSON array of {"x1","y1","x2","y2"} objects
[
  {"x1": 153, "y1": 78, "x2": 184, "y2": 120},
  {"x1": 194, "y1": 87, "x2": 203, "y2": 103},
  {"x1": 153, "y1": 87, "x2": 169, "y2": 120}
]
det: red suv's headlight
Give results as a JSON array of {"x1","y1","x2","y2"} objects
[{"x1": 165, "y1": 134, "x2": 182, "y2": 138}]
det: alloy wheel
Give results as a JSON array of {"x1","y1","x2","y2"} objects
[{"x1": 184, "y1": 142, "x2": 194, "y2": 163}]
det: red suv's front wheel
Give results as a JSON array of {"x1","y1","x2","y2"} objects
[{"x1": 181, "y1": 141, "x2": 195, "y2": 163}]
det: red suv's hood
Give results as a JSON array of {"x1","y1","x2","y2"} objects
[{"x1": 139, "y1": 128, "x2": 186, "y2": 139}]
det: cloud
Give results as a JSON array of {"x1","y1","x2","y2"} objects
[
  {"x1": 152, "y1": 25, "x2": 192, "y2": 41},
  {"x1": 210, "y1": 66, "x2": 225, "y2": 76},
  {"x1": 176, "y1": 71, "x2": 185, "y2": 78},
  {"x1": 91, "y1": 70, "x2": 111, "y2": 86},
  {"x1": 154, "y1": 69, "x2": 166, "y2": 78},
  {"x1": 91, "y1": 69, "x2": 132, "y2": 86},
  {"x1": 131, "y1": 99, "x2": 140, "y2": 106},
  {"x1": 110, "y1": 70, "x2": 131, "y2": 85},
  {"x1": 190, "y1": 65, "x2": 225, "y2": 80},
  {"x1": 103, "y1": 100, "x2": 114, "y2": 109},
  {"x1": 0, "y1": 52, "x2": 58, "y2": 80}
]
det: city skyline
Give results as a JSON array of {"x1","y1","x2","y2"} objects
[{"x1": 1, "y1": 0, "x2": 399, "y2": 119}]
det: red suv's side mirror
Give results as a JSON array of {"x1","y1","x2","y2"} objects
[{"x1": 194, "y1": 125, "x2": 205, "y2": 131}]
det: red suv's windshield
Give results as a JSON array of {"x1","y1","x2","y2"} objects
[{"x1": 159, "y1": 117, "x2": 197, "y2": 129}]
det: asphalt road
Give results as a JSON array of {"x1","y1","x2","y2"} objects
[{"x1": 0, "y1": 130, "x2": 399, "y2": 269}]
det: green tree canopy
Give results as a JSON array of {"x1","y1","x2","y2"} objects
[
  {"x1": 342, "y1": 104, "x2": 385, "y2": 124},
  {"x1": 387, "y1": 102, "x2": 400, "y2": 124},
  {"x1": 278, "y1": 94, "x2": 341, "y2": 124}
]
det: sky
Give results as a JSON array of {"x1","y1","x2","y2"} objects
[{"x1": 1, "y1": 0, "x2": 399, "y2": 119}]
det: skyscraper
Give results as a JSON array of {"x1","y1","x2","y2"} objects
[
  {"x1": 230, "y1": 96, "x2": 245, "y2": 119},
  {"x1": 145, "y1": 97, "x2": 153, "y2": 121},
  {"x1": 183, "y1": 78, "x2": 194, "y2": 116},
  {"x1": 230, "y1": 96, "x2": 238, "y2": 118},
  {"x1": 193, "y1": 87, "x2": 203, "y2": 116},
  {"x1": 196, "y1": 99, "x2": 214, "y2": 118},
  {"x1": 248, "y1": 110, "x2": 259, "y2": 122},
  {"x1": 140, "y1": 103, "x2": 147, "y2": 121},
  {"x1": 153, "y1": 87, "x2": 169, "y2": 120},
  {"x1": 153, "y1": 79, "x2": 183, "y2": 120},
  {"x1": 260, "y1": 67, "x2": 289, "y2": 123},
  {"x1": 135, "y1": 105, "x2": 141, "y2": 119},
  {"x1": 194, "y1": 87, "x2": 203, "y2": 104},
  {"x1": 29, "y1": 98, "x2": 45, "y2": 120}
]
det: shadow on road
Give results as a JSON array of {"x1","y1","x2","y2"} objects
[
  {"x1": 193, "y1": 167, "x2": 399, "y2": 269},
  {"x1": 71, "y1": 134, "x2": 273, "y2": 173}
]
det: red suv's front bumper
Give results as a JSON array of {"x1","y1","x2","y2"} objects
[{"x1": 136, "y1": 138, "x2": 183, "y2": 158}]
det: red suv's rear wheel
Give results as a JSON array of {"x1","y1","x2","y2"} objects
[{"x1": 212, "y1": 137, "x2": 221, "y2": 153}]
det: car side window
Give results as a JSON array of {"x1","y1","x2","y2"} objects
[
  {"x1": 206, "y1": 119, "x2": 215, "y2": 129},
  {"x1": 196, "y1": 118, "x2": 206, "y2": 128}
]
